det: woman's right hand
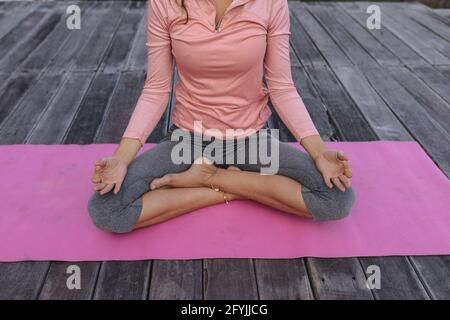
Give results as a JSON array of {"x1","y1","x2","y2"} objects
[{"x1": 91, "y1": 156, "x2": 128, "y2": 195}]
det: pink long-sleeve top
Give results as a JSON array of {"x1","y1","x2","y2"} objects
[{"x1": 123, "y1": 0, "x2": 320, "y2": 146}]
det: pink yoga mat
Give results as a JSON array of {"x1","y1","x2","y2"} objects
[{"x1": 0, "y1": 141, "x2": 449, "y2": 261}]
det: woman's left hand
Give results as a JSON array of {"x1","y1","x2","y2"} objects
[{"x1": 314, "y1": 150, "x2": 353, "y2": 192}]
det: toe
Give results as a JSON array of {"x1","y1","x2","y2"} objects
[{"x1": 151, "y1": 174, "x2": 173, "y2": 190}]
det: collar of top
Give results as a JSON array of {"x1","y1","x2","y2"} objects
[{"x1": 193, "y1": 0, "x2": 254, "y2": 10}]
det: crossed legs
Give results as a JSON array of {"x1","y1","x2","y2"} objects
[{"x1": 88, "y1": 133, "x2": 355, "y2": 233}]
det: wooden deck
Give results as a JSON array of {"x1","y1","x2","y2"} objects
[{"x1": 0, "y1": 0, "x2": 449, "y2": 300}]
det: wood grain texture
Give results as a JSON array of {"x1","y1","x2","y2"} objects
[
  {"x1": 355, "y1": 2, "x2": 449, "y2": 65},
  {"x1": 0, "y1": 262, "x2": 50, "y2": 300},
  {"x1": 203, "y1": 259, "x2": 258, "y2": 300},
  {"x1": 149, "y1": 260, "x2": 203, "y2": 300},
  {"x1": 338, "y1": 2, "x2": 426, "y2": 66},
  {"x1": 386, "y1": 66, "x2": 450, "y2": 136},
  {"x1": 359, "y1": 257, "x2": 429, "y2": 300},
  {"x1": 289, "y1": 3, "x2": 353, "y2": 68},
  {"x1": 93, "y1": 261, "x2": 151, "y2": 300},
  {"x1": 73, "y1": 1, "x2": 128, "y2": 71},
  {"x1": 306, "y1": 258, "x2": 373, "y2": 300},
  {"x1": 39, "y1": 262, "x2": 100, "y2": 300},
  {"x1": 254, "y1": 259, "x2": 314, "y2": 300},
  {"x1": 363, "y1": 67, "x2": 450, "y2": 177},
  {"x1": 410, "y1": 256, "x2": 450, "y2": 300}
]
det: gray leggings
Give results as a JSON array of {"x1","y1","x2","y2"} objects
[{"x1": 88, "y1": 125, "x2": 355, "y2": 233}]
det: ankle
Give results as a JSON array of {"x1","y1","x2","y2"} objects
[
  {"x1": 225, "y1": 192, "x2": 241, "y2": 201},
  {"x1": 201, "y1": 164, "x2": 219, "y2": 188}
]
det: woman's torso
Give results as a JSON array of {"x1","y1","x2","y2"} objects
[{"x1": 166, "y1": 0, "x2": 274, "y2": 139}]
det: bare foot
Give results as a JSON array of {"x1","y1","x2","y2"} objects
[
  {"x1": 150, "y1": 160, "x2": 245, "y2": 202},
  {"x1": 224, "y1": 166, "x2": 244, "y2": 201},
  {"x1": 150, "y1": 157, "x2": 218, "y2": 190}
]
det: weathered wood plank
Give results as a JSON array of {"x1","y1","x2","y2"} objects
[
  {"x1": 333, "y1": 66, "x2": 412, "y2": 141},
  {"x1": 275, "y1": 39, "x2": 334, "y2": 142},
  {"x1": 254, "y1": 259, "x2": 314, "y2": 300},
  {"x1": 149, "y1": 260, "x2": 203, "y2": 300},
  {"x1": 378, "y1": 3, "x2": 450, "y2": 61},
  {"x1": 358, "y1": 257, "x2": 429, "y2": 300},
  {"x1": 306, "y1": 258, "x2": 373, "y2": 300},
  {"x1": 93, "y1": 261, "x2": 151, "y2": 300},
  {"x1": 289, "y1": 10, "x2": 327, "y2": 69},
  {"x1": 96, "y1": 68, "x2": 172, "y2": 144},
  {"x1": 289, "y1": 46, "x2": 301, "y2": 67},
  {"x1": 27, "y1": 71, "x2": 95, "y2": 144},
  {"x1": 0, "y1": 10, "x2": 63, "y2": 72},
  {"x1": 409, "y1": 65, "x2": 450, "y2": 105},
  {"x1": 39, "y1": 262, "x2": 100, "y2": 300},
  {"x1": 291, "y1": 4, "x2": 379, "y2": 143},
  {"x1": 339, "y1": 2, "x2": 426, "y2": 66},
  {"x1": 47, "y1": 1, "x2": 112, "y2": 73},
  {"x1": 0, "y1": 0, "x2": 40, "y2": 40},
  {"x1": 0, "y1": 10, "x2": 47, "y2": 61},
  {"x1": 0, "y1": 71, "x2": 9, "y2": 90},
  {"x1": 95, "y1": 71, "x2": 146, "y2": 143},
  {"x1": 126, "y1": 1, "x2": 148, "y2": 71},
  {"x1": 386, "y1": 66, "x2": 450, "y2": 136},
  {"x1": 329, "y1": 3, "x2": 401, "y2": 66},
  {"x1": 203, "y1": 259, "x2": 258, "y2": 299},
  {"x1": 289, "y1": 3, "x2": 353, "y2": 68},
  {"x1": 436, "y1": 65, "x2": 450, "y2": 80},
  {"x1": 306, "y1": 4, "x2": 382, "y2": 69},
  {"x1": 291, "y1": 66, "x2": 334, "y2": 140},
  {"x1": 433, "y1": 8, "x2": 450, "y2": 19},
  {"x1": 64, "y1": 72, "x2": 120, "y2": 144},
  {"x1": 0, "y1": 71, "x2": 40, "y2": 126},
  {"x1": 73, "y1": 1, "x2": 128, "y2": 71},
  {"x1": 287, "y1": 17, "x2": 335, "y2": 140},
  {"x1": 303, "y1": 65, "x2": 378, "y2": 141},
  {"x1": 21, "y1": 1, "x2": 93, "y2": 71},
  {"x1": 406, "y1": 5, "x2": 450, "y2": 42},
  {"x1": 100, "y1": 3, "x2": 145, "y2": 72},
  {"x1": 0, "y1": 262, "x2": 50, "y2": 300},
  {"x1": 363, "y1": 67, "x2": 450, "y2": 176},
  {"x1": 410, "y1": 256, "x2": 450, "y2": 299},
  {"x1": 0, "y1": 73, "x2": 64, "y2": 144},
  {"x1": 354, "y1": 3, "x2": 448, "y2": 65},
  {"x1": 265, "y1": 66, "x2": 334, "y2": 142}
]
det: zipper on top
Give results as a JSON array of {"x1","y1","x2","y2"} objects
[
  {"x1": 215, "y1": 15, "x2": 224, "y2": 32},
  {"x1": 210, "y1": 0, "x2": 244, "y2": 33}
]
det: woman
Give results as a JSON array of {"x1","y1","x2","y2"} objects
[{"x1": 88, "y1": 0, "x2": 355, "y2": 234}]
